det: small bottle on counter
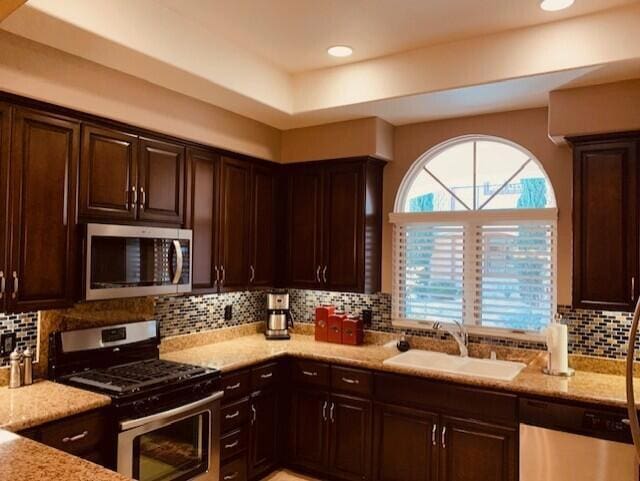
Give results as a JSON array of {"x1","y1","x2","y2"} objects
[
  {"x1": 23, "y1": 347, "x2": 33, "y2": 385},
  {"x1": 9, "y1": 348, "x2": 22, "y2": 389}
]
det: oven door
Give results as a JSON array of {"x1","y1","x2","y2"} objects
[
  {"x1": 117, "y1": 392, "x2": 222, "y2": 481},
  {"x1": 86, "y1": 224, "x2": 192, "y2": 300}
]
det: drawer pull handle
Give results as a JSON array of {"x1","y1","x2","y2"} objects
[
  {"x1": 260, "y1": 372, "x2": 273, "y2": 379},
  {"x1": 62, "y1": 431, "x2": 89, "y2": 443},
  {"x1": 223, "y1": 473, "x2": 238, "y2": 481},
  {"x1": 302, "y1": 370, "x2": 317, "y2": 377},
  {"x1": 441, "y1": 426, "x2": 447, "y2": 449},
  {"x1": 224, "y1": 440, "x2": 240, "y2": 449},
  {"x1": 251, "y1": 405, "x2": 257, "y2": 425},
  {"x1": 226, "y1": 382, "x2": 241, "y2": 390},
  {"x1": 225, "y1": 410, "x2": 240, "y2": 419},
  {"x1": 341, "y1": 377, "x2": 359, "y2": 385}
]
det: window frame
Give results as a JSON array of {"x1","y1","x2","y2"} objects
[{"x1": 392, "y1": 135, "x2": 558, "y2": 341}]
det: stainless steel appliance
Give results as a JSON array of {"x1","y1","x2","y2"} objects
[
  {"x1": 84, "y1": 223, "x2": 192, "y2": 301},
  {"x1": 49, "y1": 320, "x2": 223, "y2": 481},
  {"x1": 626, "y1": 298, "x2": 640, "y2": 462},
  {"x1": 266, "y1": 291, "x2": 293, "y2": 340},
  {"x1": 520, "y1": 398, "x2": 638, "y2": 480}
]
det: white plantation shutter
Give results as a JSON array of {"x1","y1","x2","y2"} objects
[
  {"x1": 473, "y1": 220, "x2": 556, "y2": 332},
  {"x1": 391, "y1": 210, "x2": 557, "y2": 333}
]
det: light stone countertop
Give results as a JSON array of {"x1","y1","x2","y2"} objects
[
  {"x1": 0, "y1": 429, "x2": 129, "y2": 481},
  {"x1": 162, "y1": 332, "x2": 640, "y2": 409},
  {"x1": 0, "y1": 380, "x2": 111, "y2": 432}
]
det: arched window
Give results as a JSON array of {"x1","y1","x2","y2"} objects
[{"x1": 391, "y1": 135, "x2": 557, "y2": 335}]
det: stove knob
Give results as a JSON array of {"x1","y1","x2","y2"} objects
[{"x1": 133, "y1": 400, "x2": 147, "y2": 415}]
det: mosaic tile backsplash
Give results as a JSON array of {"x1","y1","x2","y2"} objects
[{"x1": 2, "y1": 289, "x2": 640, "y2": 366}]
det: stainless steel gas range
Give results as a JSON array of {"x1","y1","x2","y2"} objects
[{"x1": 49, "y1": 320, "x2": 223, "y2": 481}]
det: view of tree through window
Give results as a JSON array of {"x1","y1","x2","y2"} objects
[{"x1": 393, "y1": 137, "x2": 556, "y2": 333}]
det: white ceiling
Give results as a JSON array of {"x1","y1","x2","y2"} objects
[
  {"x1": 2, "y1": 0, "x2": 640, "y2": 129},
  {"x1": 157, "y1": 0, "x2": 637, "y2": 73}
]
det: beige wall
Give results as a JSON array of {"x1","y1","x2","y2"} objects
[
  {"x1": 549, "y1": 79, "x2": 640, "y2": 141},
  {"x1": 0, "y1": 30, "x2": 281, "y2": 161},
  {"x1": 281, "y1": 117, "x2": 394, "y2": 162},
  {"x1": 384, "y1": 108, "x2": 573, "y2": 305}
]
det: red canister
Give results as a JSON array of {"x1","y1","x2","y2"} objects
[
  {"x1": 328, "y1": 313, "x2": 346, "y2": 344},
  {"x1": 315, "y1": 306, "x2": 335, "y2": 342},
  {"x1": 342, "y1": 317, "x2": 364, "y2": 345}
]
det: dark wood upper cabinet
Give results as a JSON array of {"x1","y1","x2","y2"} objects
[
  {"x1": 285, "y1": 157, "x2": 385, "y2": 293},
  {"x1": 7, "y1": 108, "x2": 80, "y2": 312},
  {"x1": 249, "y1": 163, "x2": 277, "y2": 287},
  {"x1": 286, "y1": 164, "x2": 324, "y2": 289},
  {"x1": 0, "y1": 103, "x2": 10, "y2": 311},
  {"x1": 138, "y1": 136, "x2": 185, "y2": 225},
  {"x1": 218, "y1": 156, "x2": 252, "y2": 290},
  {"x1": 438, "y1": 417, "x2": 516, "y2": 481},
  {"x1": 373, "y1": 403, "x2": 438, "y2": 481},
  {"x1": 79, "y1": 124, "x2": 138, "y2": 222},
  {"x1": 572, "y1": 136, "x2": 639, "y2": 311},
  {"x1": 248, "y1": 388, "x2": 280, "y2": 479},
  {"x1": 186, "y1": 147, "x2": 219, "y2": 292},
  {"x1": 328, "y1": 394, "x2": 372, "y2": 481}
]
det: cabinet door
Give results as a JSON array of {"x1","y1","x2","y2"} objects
[
  {"x1": 0, "y1": 103, "x2": 10, "y2": 310},
  {"x1": 289, "y1": 388, "x2": 329, "y2": 473},
  {"x1": 79, "y1": 124, "x2": 138, "y2": 221},
  {"x1": 323, "y1": 161, "x2": 364, "y2": 291},
  {"x1": 373, "y1": 403, "x2": 438, "y2": 481},
  {"x1": 286, "y1": 165, "x2": 323, "y2": 288},
  {"x1": 138, "y1": 136, "x2": 185, "y2": 224},
  {"x1": 329, "y1": 394, "x2": 372, "y2": 481},
  {"x1": 573, "y1": 139, "x2": 639, "y2": 310},
  {"x1": 8, "y1": 108, "x2": 80, "y2": 312},
  {"x1": 185, "y1": 148, "x2": 219, "y2": 292},
  {"x1": 248, "y1": 388, "x2": 279, "y2": 479},
  {"x1": 249, "y1": 163, "x2": 276, "y2": 287},
  {"x1": 438, "y1": 417, "x2": 516, "y2": 481},
  {"x1": 218, "y1": 156, "x2": 251, "y2": 290}
]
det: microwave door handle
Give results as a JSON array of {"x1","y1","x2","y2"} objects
[{"x1": 172, "y1": 240, "x2": 183, "y2": 284}]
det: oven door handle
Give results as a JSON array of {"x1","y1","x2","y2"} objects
[
  {"x1": 171, "y1": 240, "x2": 183, "y2": 285},
  {"x1": 120, "y1": 391, "x2": 224, "y2": 431}
]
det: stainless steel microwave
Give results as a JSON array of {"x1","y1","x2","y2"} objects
[{"x1": 84, "y1": 224, "x2": 192, "y2": 301}]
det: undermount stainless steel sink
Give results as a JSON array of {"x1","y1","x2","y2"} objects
[{"x1": 383, "y1": 349, "x2": 527, "y2": 381}]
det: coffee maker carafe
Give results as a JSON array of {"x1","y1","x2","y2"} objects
[{"x1": 266, "y1": 291, "x2": 294, "y2": 340}]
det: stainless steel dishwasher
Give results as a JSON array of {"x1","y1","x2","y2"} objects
[{"x1": 520, "y1": 398, "x2": 638, "y2": 481}]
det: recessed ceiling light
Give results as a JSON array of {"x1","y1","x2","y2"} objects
[
  {"x1": 327, "y1": 45, "x2": 353, "y2": 58},
  {"x1": 540, "y1": 0, "x2": 575, "y2": 11}
]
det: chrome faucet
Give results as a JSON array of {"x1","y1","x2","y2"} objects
[{"x1": 433, "y1": 320, "x2": 469, "y2": 357}]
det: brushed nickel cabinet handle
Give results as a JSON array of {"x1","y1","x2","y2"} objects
[
  {"x1": 132, "y1": 185, "x2": 138, "y2": 206},
  {"x1": 322, "y1": 265, "x2": 327, "y2": 283},
  {"x1": 322, "y1": 401, "x2": 328, "y2": 421},
  {"x1": 251, "y1": 405, "x2": 257, "y2": 424},
  {"x1": 441, "y1": 426, "x2": 447, "y2": 449},
  {"x1": 260, "y1": 372, "x2": 273, "y2": 379},
  {"x1": 214, "y1": 265, "x2": 219, "y2": 286},
  {"x1": 12, "y1": 272, "x2": 18, "y2": 299},
  {"x1": 223, "y1": 473, "x2": 238, "y2": 481},
  {"x1": 330, "y1": 402, "x2": 335, "y2": 423},
  {"x1": 341, "y1": 377, "x2": 359, "y2": 385},
  {"x1": 432, "y1": 425, "x2": 437, "y2": 446},
  {"x1": 225, "y1": 410, "x2": 240, "y2": 419},
  {"x1": 226, "y1": 382, "x2": 241, "y2": 390},
  {"x1": 224, "y1": 440, "x2": 240, "y2": 449},
  {"x1": 302, "y1": 370, "x2": 317, "y2": 377},
  {"x1": 0, "y1": 271, "x2": 4, "y2": 299},
  {"x1": 220, "y1": 265, "x2": 226, "y2": 285},
  {"x1": 316, "y1": 265, "x2": 321, "y2": 283},
  {"x1": 62, "y1": 430, "x2": 88, "y2": 443},
  {"x1": 249, "y1": 265, "x2": 255, "y2": 283},
  {"x1": 632, "y1": 277, "x2": 636, "y2": 302},
  {"x1": 139, "y1": 187, "x2": 146, "y2": 210}
]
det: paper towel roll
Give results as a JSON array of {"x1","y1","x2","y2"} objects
[{"x1": 546, "y1": 323, "x2": 569, "y2": 373}]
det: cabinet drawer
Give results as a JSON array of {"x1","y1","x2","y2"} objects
[
  {"x1": 251, "y1": 363, "x2": 279, "y2": 391},
  {"x1": 331, "y1": 365, "x2": 372, "y2": 397},
  {"x1": 221, "y1": 427, "x2": 247, "y2": 461},
  {"x1": 220, "y1": 454, "x2": 247, "y2": 481},
  {"x1": 221, "y1": 398, "x2": 250, "y2": 433},
  {"x1": 222, "y1": 370, "x2": 251, "y2": 401},
  {"x1": 40, "y1": 410, "x2": 106, "y2": 455},
  {"x1": 292, "y1": 359, "x2": 330, "y2": 388}
]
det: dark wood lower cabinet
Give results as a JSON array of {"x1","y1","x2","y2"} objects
[
  {"x1": 373, "y1": 403, "x2": 438, "y2": 481},
  {"x1": 249, "y1": 388, "x2": 280, "y2": 479},
  {"x1": 329, "y1": 394, "x2": 372, "y2": 481},
  {"x1": 438, "y1": 417, "x2": 516, "y2": 481},
  {"x1": 289, "y1": 388, "x2": 329, "y2": 473}
]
